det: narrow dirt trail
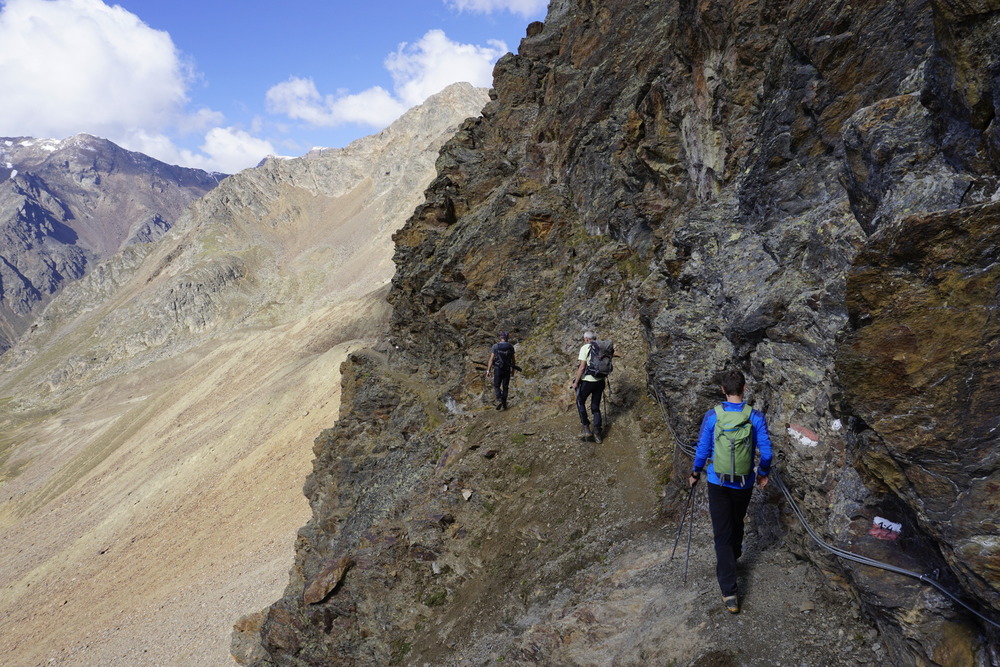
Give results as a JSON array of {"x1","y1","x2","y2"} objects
[{"x1": 421, "y1": 375, "x2": 885, "y2": 665}]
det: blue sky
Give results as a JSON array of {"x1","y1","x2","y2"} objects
[{"x1": 0, "y1": 0, "x2": 546, "y2": 172}]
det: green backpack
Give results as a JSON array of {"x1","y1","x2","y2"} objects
[{"x1": 712, "y1": 405, "x2": 753, "y2": 483}]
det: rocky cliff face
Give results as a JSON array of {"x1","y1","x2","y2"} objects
[
  {"x1": 0, "y1": 134, "x2": 222, "y2": 353},
  {"x1": 247, "y1": 1, "x2": 999, "y2": 665},
  {"x1": 838, "y1": 201, "x2": 1000, "y2": 664}
]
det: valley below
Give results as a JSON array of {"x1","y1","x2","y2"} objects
[
  {"x1": 0, "y1": 83, "x2": 489, "y2": 666},
  {"x1": 1, "y1": 293, "x2": 385, "y2": 666}
]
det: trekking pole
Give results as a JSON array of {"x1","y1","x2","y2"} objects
[
  {"x1": 670, "y1": 480, "x2": 696, "y2": 561},
  {"x1": 684, "y1": 482, "x2": 695, "y2": 583}
]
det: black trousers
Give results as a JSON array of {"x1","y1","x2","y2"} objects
[
  {"x1": 493, "y1": 368, "x2": 511, "y2": 403},
  {"x1": 707, "y1": 482, "x2": 754, "y2": 596},
  {"x1": 575, "y1": 379, "x2": 605, "y2": 430}
]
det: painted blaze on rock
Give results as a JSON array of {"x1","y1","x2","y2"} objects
[{"x1": 838, "y1": 200, "x2": 1000, "y2": 612}]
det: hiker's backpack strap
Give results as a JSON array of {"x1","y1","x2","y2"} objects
[
  {"x1": 585, "y1": 341, "x2": 600, "y2": 376},
  {"x1": 585, "y1": 340, "x2": 613, "y2": 379},
  {"x1": 494, "y1": 343, "x2": 514, "y2": 370}
]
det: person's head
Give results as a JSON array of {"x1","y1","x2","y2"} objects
[
  {"x1": 719, "y1": 369, "x2": 746, "y2": 398},
  {"x1": 499, "y1": 331, "x2": 509, "y2": 341},
  {"x1": 583, "y1": 331, "x2": 596, "y2": 342}
]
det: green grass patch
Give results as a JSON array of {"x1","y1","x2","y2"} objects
[
  {"x1": 423, "y1": 589, "x2": 448, "y2": 607},
  {"x1": 511, "y1": 463, "x2": 530, "y2": 477},
  {"x1": 615, "y1": 251, "x2": 650, "y2": 280},
  {"x1": 389, "y1": 638, "x2": 412, "y2": 665}
]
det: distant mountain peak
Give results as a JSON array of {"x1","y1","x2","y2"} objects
[{"x1": 0, "y1": 134, "x2": 222, "y2": 353}]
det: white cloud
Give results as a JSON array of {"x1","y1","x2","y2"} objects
[
  {"x1": 176, "y1": 108, "x2": 227, "y2": 135},
  {"x1": 198, "y1": 128, "x2": 277, "y2": 173},
  {"x1": 266, "y1": 77, "x2": 408, "y2": 128},
  {"x1": 387, "y1": 30, "x2": 505, "y2": 107},
  {"x1": 0, "y1": 0, "x2": 187, "y2": 139},
  {"x1": 266, "y1": 29, "x2": 506, "y2": 131},
  {"x1": 0, "y1": 0, "x2": 274, "y2": 173},
  {"x1": 444, "y1": 0, "x2": 548, "y2": 17},
  {"x1": 121, "y1": 128, "x2": 276, "y2": 175}
]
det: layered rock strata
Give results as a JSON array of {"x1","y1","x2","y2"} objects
[{"x1": 248, "y1": 1, "x2": 999, "y2": 665}]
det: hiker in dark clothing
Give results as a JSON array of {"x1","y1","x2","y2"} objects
[
  {"x1": 689, "y1": 369, "x2": 772, "y2": 614},
  {"x1": 486, "y1": 331, "x2": 516, "y2": 410},
  {"x1": 571, "y1": 331, "x2": 605, "y2": 443}
]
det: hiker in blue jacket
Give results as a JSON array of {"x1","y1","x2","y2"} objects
[{"x1": 688, "y1": 369, "x2": 772, "y2": 614}]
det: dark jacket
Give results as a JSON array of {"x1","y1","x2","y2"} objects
[{"x1": 491, "y1": 341, "x2": 515, "y2": 371}]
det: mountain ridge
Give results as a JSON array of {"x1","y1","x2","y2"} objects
[
  {"x1": 0, "y1": 82, "x2": 490, "y2": 667},
  {"x1": 0, "y1": 133, "x2": 222, "y2": 352}
]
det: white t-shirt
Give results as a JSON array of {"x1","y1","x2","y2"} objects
[{"x1": 578, "y1": 343, "x2": 600, "y2": 382}]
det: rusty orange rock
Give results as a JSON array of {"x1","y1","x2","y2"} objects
[{"x1": 302, "y1": 556, "x2": 354, "y2": 605}]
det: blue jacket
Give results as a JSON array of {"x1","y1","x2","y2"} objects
[{"x1": 693, "y1": 401, "x2": 773, "y2": 489}]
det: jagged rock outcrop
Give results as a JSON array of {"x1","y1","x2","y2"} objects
[
  {"x1": 248, "y1": 1, "x2": 999, "y2": 665},
  {"x1": 0, "y1": 134, "x2": 222, "y2": 353},
  {"x1": 838, "y1": 201, "x2": 1000, "y2": 664}
]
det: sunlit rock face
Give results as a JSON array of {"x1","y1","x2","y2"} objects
[
  {"x1": 247, "y1": 1, "x2": 1000, "y2": 665},
  {"x1": 0, "y1": 84, "x2": 491, "y2": 400},
  {"x1": 838, "y1": 201, "x2": 1000, "y2": 646}
]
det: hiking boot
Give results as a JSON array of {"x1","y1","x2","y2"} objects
[
  {"x1": 723, "y1": 594, "x2": 739, "y2": 614},
  {"x1": 501, "y1": 401, "x2": 508, "y2": 411},
  {"x1": 580, "y1": 425, "x2": 592, "y2": 440},
  {"x1": 593, "y1": 427, "x2": 603, "y2": 443},
  {"x1": 495, "y1": 400, "x2": 503, "y2": 410}
]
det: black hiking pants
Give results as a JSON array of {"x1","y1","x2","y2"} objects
[
  {"x1": 707, "y1": 482, "x2": 754, "y2": 597},
  {"x1": 493, "y1": 367, "x2": 511, "y2": 404},
  {"x1": 575, "y1": 379, "x2": 605, "y2": 431}
]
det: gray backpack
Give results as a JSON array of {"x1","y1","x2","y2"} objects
[{"x1": 585, "y1": 340, "x2": 614, "y2": 379}]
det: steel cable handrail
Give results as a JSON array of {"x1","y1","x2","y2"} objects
[
  {"x1": 769, "y1": 469, "x2": 1000, "y2": 631},
  {"x1": 652, "y1": 386, "x2": 1000, "y2": 631}
]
